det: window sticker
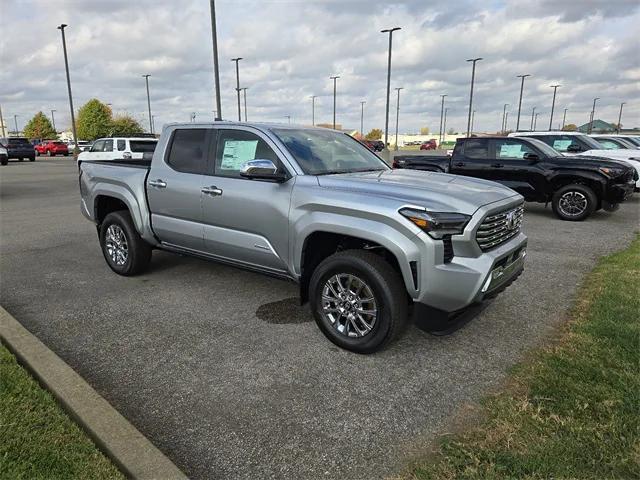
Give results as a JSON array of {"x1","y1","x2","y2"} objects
[
  {"x1": 499, "y1": 144, "x2": 524, "y2": 158},
  {"x1": 221, "y1": 140, "x2": 258, "y2": 170},
  {"x1": 553, "y1": 139, "x2": 572, "y2": 151}
]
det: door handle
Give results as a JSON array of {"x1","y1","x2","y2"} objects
[
  {"x1": 201, "y1": 186, "x2": 223, "y2": 196},
  {"x1": 454, "y1": 162, "x2": 465, "y2": 167},
  {"x1": 148, "y1": 179, "x2": 167, "y2": 188},
  {"x1": 491, "y1": 163, "x2": 504, "y2": 168}
]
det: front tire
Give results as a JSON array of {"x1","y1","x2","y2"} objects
[
  {"x1": 99, "y1": 211, "x2": 152, "y2": 276},
  {"x1": 309, "y1": 250, "x2": 408, "y2": 354},
  {"x1": 552, "y1": 184, "x2": 596, "y2": 221},
  {"x1": 0, "y1": 156, "x2": 7, "y2": 166}
]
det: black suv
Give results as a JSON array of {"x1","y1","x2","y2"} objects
[
  {"x1": 393, "y1": 136, "x2": 636, "y2": 221},
  {"x1": 0, "y1": 137, "x2": 36, "y2": 164}
]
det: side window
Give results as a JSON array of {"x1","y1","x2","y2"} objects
[
  {"x1": 214, "y1": 129, "x2": 279, "y2": 178},
  {"x1": 597, "y1": 139, "x2": 620, "y2": 150},
  {"x1": 103, "y1": 140, "x2": 113, "y2": 152},
  {"x1": 167, "y1": 129, "x2": 208, "y2": 174},
  {"x1": 494, "y1": 139, "x2": 536, "y2": 159},
  {"x1": 117, "y1": 139, "x2": 126, "y2": 151},
  {"x1": 463, "y1": 139, "x2": 488, "y2": 159},
  {"x1": 549, "y1": 135, "x2": 576, "y2": 152},
  {"x1": 91, "y1": 140, "x2": 104, "y2": 152}
]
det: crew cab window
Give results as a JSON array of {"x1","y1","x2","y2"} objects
[
  {"x1": 167, "y1": 129, "x2": 208, "y2": 174},
  {"x1": 103, "y1": 140, "x2": 113, "y2": 152},
  {"x1": 463, "y1": 139, "x2": 488, "y2": 159},
  {"x1": 91, "y1": 140, "x2": 105, "y2": 152},
  {"x1": 117, "y1": 139, "x2": 126, "y2": 151},
  {"x1": 214, "y1": 129, "x2": 279, "y2": 178},
  {"x1": 596, "y1": 139, "x2": 623, "y2": 150},
  {"x1": 494, "y1": 139, "x2": 536, "y2": 159}
]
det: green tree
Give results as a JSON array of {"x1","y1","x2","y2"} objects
[
  {"x1": 22, "y1": 112, "x2": 57, "y2": 139},
  {"x1": 110, "y1": 115, "x2": 144, "y2": 137},
  {"x1": 365, "y1": 128, "x2": 383, "y2": 140},
  {"x1": 76, "y1": 99, "x2": 112, "y2": 140},
  {"x1": 562, "y1": 123, "x2": 578, "y2": 131},
  {"x1": 420, "y1": 126, "x2": 430, "y2": 135}
]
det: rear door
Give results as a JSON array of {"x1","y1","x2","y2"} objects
[
  {"x1": 146, "y1": 127, "x2": 211, "y2": 251},
  {"x1": 449, "y1": 138, "x2": 494, "y2": 179},
  {"x1": 200, "y1": 126, "x2": 293, "y2": 273}
]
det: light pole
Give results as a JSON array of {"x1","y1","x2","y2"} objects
[
  {"x1": 443, "y1": 108, "x2": 448, "y2": 140},
  {"x1": 394, "y1": 87, "x2": 403, "y2": 150},
  {"x1": 284, "y1": 115, "x2": 291, "y2": 124},
  {"x1": 617, "y1": 102, "x2": 625, "y2": 134},
  {"x1": 142, "y1": 74, "x2": 153, "y2": 133},
  {"x1": 0, "y1": 104, "x2": 5, "y2": 137},
  {"x1": 240, "y1": 87, "x2": 248, "y2": 121},
  {"x1": 191, "y1": 112, "x2": 196, "y2": 122},
  {"x1": 470, "y1": 109, "x2": 476, "y2": 135},
  {"x1": 534, "y1": 112, "x2": 540, "y2": 130},
  {"x1": 548, "y1": 85, "x2": 560, "y2": 131},
  {"x1": 231, "y1": 57, "x2": 243, "y2": 121},
  {"x1": 151, "y1": 115, "x2": 156, "y2": 133},
  {"x1": 438, "y1": 94, "x2": 447, "y2": 145},
  {"x1": 360, "y1": 101, "x2": 366, "y2": 137},
  {"x1": 13, "y1": 114, "x2": 19, "y2": 135},
  {"x1": 515, "y1": 74, "x2": 531, "y2": 132},
  {"x1": 562, "y1": 108, "x2": 568, "y2": 129},
  {"x1": 530, "y1": 106, "x2": 536, "y2": 131},
  {"x1": 501, "y1": 103, "x2": 509, "y2": 134},
  {"x1": 504, "y1": 111, "x2": 509, "y2": 131},
  {"x1": 330, "y1": 75, "x2": 339, "y2": 129},
  {"x1": 466, "y1": 57, "x2": 482, "y2": 137},
  {"x1": 381, "y1": 27, "x2": 401, "y2": 150},
  {"x1": 209, "y1": 0, "x2": 222, "y2": 120},
  {"x1": 588, "y1": 97, "x2": 599, "y2": 134},
  {"x1": 310, "y1": 95, "x2": 317, "y2": 126},
  {"x1": 57, "y1": 24, "x2": 78, "y2": 151},
  {"x1": 51, "y1": 109, "x2": 57, "y2": 132}
]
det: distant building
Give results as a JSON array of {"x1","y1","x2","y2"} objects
[{"x1": 578, "y1": 119, "x2": 616, "y2": 133}]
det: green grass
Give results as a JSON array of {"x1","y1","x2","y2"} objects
[
  {"x1": 0, "y1": 344, "x2": 124, "y2": 479},
  {"x1": 407, "y1": 235, "x2": 640, "y2": 480}
]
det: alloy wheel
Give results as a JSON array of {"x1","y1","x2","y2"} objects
[
  {"x1": 321, "y1": 273, "x2": 378, "y2": 338},
  {"x1": 105, "y1": 224, "x2": 129, "y2": 266},
  {"x1": 558, "y1": 191, "x2": 588, "y2": 217}
]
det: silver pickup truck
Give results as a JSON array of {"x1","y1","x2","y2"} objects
[{"x1": 79, "y1": 122, "x2": 527, "y2": 353}]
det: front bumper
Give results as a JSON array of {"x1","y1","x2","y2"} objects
[{"x1": 606, "y1": 180, "x2": 636, "y2": 203}]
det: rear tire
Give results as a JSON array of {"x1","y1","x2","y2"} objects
[
  {"x1": 552, "y1": 184, "x2": 596, "y2": 221},
  {"x1": 99, "y1": 211, "x2": 152, "y2": 276},
  {"x1": 309, "y1": 249, "x2": 408, "y2": 354}
]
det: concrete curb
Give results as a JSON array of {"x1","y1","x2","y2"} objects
[{"x1": 0, "y1": 305, "x2": 188, "y2": 480}]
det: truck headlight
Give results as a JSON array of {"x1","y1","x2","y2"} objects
[
  {"x1": 599, "y1": 167, "x2": 625, "y2": 177},
  {"x1": 399, "y1": 208, "x2": 471, "y2": 239}
]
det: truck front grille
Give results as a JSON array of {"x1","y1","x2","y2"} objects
[{"x1": 476, "y1": 204, "x2": 524, "y2": 251}]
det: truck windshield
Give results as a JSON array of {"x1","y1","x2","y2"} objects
[{"x1": 272, "y1": 128, "x2": 389, "y2": 175}]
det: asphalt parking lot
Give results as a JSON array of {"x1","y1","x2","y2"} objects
[{"x1": 1, "y1": 157, "x2": 638, "y2": 480}]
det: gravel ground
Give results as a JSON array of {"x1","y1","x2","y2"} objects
[{"x1": 1, "y1": 157, "x2": 638, "y2": 480}]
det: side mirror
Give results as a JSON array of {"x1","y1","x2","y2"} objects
[
  {"x1": 240, "y1": 159, "x2": 286, "y2": 182},
  {"x1": 523, "y1": 152, "x2": 539, "y2": 161},
  {"x1": 566, "y1": 144, "x2": 583, "y2": 153}
]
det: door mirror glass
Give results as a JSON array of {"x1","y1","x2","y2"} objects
[{"x1": 240, "y1": 159, "x2": 285, "y2": 181}]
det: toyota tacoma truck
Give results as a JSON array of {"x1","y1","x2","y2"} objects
[
  {"x1": 79, "y1": 123, "x2": 527, "y2": 353},
  {"x1": 393, "y1": 136, "x2": 636, "y2": 221}
]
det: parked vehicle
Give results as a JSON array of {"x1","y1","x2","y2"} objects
[
  {"x1": 0, "y1": 145, "x2": 7, "y2": 166},
  {"x1": 509, "y1": 131, "x2": 640, "y2": 191},
  {"x1": 35, "y1": 140, "x2": 69, "y2": 156},
  {"x1": 0, "y1": 137, "x2": 36, "y2": 162},
  {"x1": 68, "y1": 140, "x2": 92, "y2": 152},
  {"x1": 79, "y1": 122, "x2": 527, "y2": 353},
  {"x1": 590, "y1": 134, "x2": 640, "y2": 150},
  {"x1": 420, "y1": 139, "x2": 437, "y2": 150},
  {"x1": 77, "y1": 137, "x2": 157, "y2": 162},
  {"x1": 393, "y1": 136, "x2": 636, "y2": 221},
  {"x1": 360, "y1": 139, "x2": 384, "y2": 152}
]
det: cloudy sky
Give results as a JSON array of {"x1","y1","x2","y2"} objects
[{"x1": 1, "y1": 0, "x2": 639, "y2": 136}]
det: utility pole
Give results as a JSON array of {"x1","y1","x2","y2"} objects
[
  {"x1": 466, "y1": 57, "x2": 482, "y2": 137},
  {"x1": 310, "y1": 95, "x2": 317, "y2": 126},
  {"x1": 515, "y1": 74, "x2": 531, "y2": 132},
  {"x1": 240, "y1": 87, "x2": 248, "y2": 121},
  {"x1": 588, "y1": 97, "x2": 599, "y2": 134},
  {"x1": 142, "y1": 74, "x2": 153, "y2": 134},
  {"x1": 51, "y1": 109, "x2": 57, "y2": 132},
  {"x1": 394, "y1": 87, "x2": 403, "y2": 150},
  {"x1": 501, "y1": 103, "x2": 509, "y2": 134},
  {"x1": 231, "y1": 57, "x2": 243, "y2": 121},
  {"x1": 209, "y1": 0, "x2": 222, "y2": 120},
  {"x1": 381, "y1": 27, "x2": 401, "y2": 150},
  {"x1": 360, "y1": 101, "x2": 366, "y2": 137},
  {"x1": 562, "y1": 108, "x2": 567, "y2": 129},
  {"x1": 530, "y1": 106, "x2": 536, "y2": 131},
  {"x1": 330, "y1": 75, "x2": 340, "y2": 129},
  {"x1": 438, "y1": 94, "x2": 447, "y2": 145},
  {"x1": 617, "y1": 102, "x2": 625, "y2": 134},
  {"x1": 548, "y1": 85, "x2": 560, "y2": 131},
  {"x1": 57, "y1": 24, "x2": 78, "y2": 151}
]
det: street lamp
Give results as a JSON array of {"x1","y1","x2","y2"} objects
[
  {"x1": 240, "y1": 87, "x2": 248, "y2": 121},
  {"x1": 470, "y1": 109, "x2": 476, "y2": 135},
  {"x1": 466, "y1": 57, "x2": 482, "y2": 138},
  {"x1": 360, "y1": 101, "x2": 366, "y2": 137},
  {"x1": 57, "y1": 24, "x2": 78, "y2": 151},
  {"x1": 588, "y1": 97, "x2": 600, "y2": 134},
  {"x1": 443, "y1": 107, "x2": 448, "y2": 140},
  {"x1": 438, "y1": 94, "x2": 447, "y2": 145},
  {"x1": 142, "y1": 74, "x2": 153, "y2": 134},
  {"x1": 394, "y1": 87, "x2": 403, "y2": 150},
  {"x1": 530, "y1": 106, "x2": 536, "y2": 131},
  {"x1": 515, "y1": 74, "x2": 531, "y2": 132},
  {"x1": 534, "y1": 112, "x2": 540, "y2": 130},
  {"x1": 231, "y1": 57, "x2": 243, "y2": 121},
  {"x1": 381, "y1": 27, "x2": 401, "y2": 149},
  {"x1": 617, "y1": 102, "x2": 625, "y2": 134},
  {"x1": 13, "y1": 114, "x2": 19, "y2": 135},
  {"x1": 562, "y1": 108, "x2": 568, "y2": 129},
  {"x1": 151, "y1": 115, "x2": 156, "y2": 133},
  {"x1": 501, "y1": 103, "x2": 509, "y2": 134},
  {"x1": 548, "y1": 85, "x2": 560, "y2": 131},
  {"x1": 504, "y1": 111, "x2": 509, "y2": 131},
  {"x1": 310, "y1": 95, "x2": 317, "y2": 126},
  {"x1": 51, "y1": 109, "x2": 57, "y2": 132},
  {"x1": 330, "y1": 75, "x2": 340, "y2": 129},
  {"x1": 209, "y1": 0, "x2": 222, "y2": 120},
  {"x1": 284, "y1": 115, "x2": 291, "y2": 124}
]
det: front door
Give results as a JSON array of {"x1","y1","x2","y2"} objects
[
  {"x1": 201, "y1": 127, "x2": 294, "y2": 273},
  {"x1": 488, "y1": 138, "x2": 546, "y2": 200}
]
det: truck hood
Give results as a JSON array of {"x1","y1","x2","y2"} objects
[{"x1": 317, "y1": 169, "x2": 520, "y2": 215}]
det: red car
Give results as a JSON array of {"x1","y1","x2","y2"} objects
[
  {"x1": 35, "y1": 140, "x2": 69, "y2": 156},
  {"x1": 420, "y1": 139, "x2": 437, "y2": 150}
]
